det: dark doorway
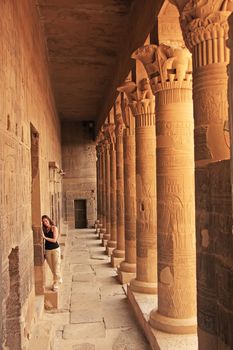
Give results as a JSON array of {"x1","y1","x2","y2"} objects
[{"x1": 74, "y1": 200, "x2": 87, "y2": 228}]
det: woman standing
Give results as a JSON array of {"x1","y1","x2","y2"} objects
[{"x1": 41, "y1": 215, "x2": 62, "y2": 291}]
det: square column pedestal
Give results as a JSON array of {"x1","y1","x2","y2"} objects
[
  {"x1": 111, "y1": 255, "x2": 124, "y2": 268},
  {"x1": 117, "y1": 268, "x2": 136, "y2": 284}
]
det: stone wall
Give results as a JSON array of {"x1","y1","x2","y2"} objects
[
  {"x1": 62, "y1": 121, "x2": 97, "y2": 229},
  {"x1": 196, "y1": 160, "x2": 233, "y2": 349},
  {"x1": 0, "y1": 1, "x2": 61, "y2": 349}
]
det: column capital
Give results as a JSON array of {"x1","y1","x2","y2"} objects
[
  {"x1": 117, "y1": 84, "x2": 135, "y2": 136},
  {"x1": 132, "y1": 44, "x2": 192, "y2": 94},
  {"x1": 182, "y1": 5, "x2": 231, "y2": 51},
  {"x1": 96, "y1": 129, "x2": 105, "y2": 151},
  {"x1": 117, "y1": 79, "x2": 155, "y2": 120},
  {"x1": 103, "y1": 123, "x2": 116, "y2": 148},
  {"x1": 171, "y1": 0, "x2": 232, "y2": 66},
  {"x1": 114, "y1": 99, "x2": 125, "y2": 138}
]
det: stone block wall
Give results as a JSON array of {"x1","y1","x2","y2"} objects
[
  {"x1": 62, "y1": 121, "x2": 97, "y2": 229},
  {"x1": 196, "y1": 160, "x2": 233, "y2": 349},
  {"x1": 0, "y1": 1, "x2": 61, "y2": 349}
]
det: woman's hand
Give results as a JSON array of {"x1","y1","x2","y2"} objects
[{"x1": 40, "y1": 231, "x2": 46, "y2": 240}]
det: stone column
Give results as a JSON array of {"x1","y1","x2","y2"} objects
[
  {"x1": 102, "y1": 135, "x2": 111, "y2": 246},
  {"x1": 116, "y1": 86, "x2": 136, "y2": 283},
  {"x1": 122, "y1": 79, "x2": 157, "y2": 294},
  {"x1": 133, "y1": 44, "x2": 197, "y2": 333},
  {"x1": 173, "y1": 2, "x2": 231, "y2": 345},
  {"x1": 95, "y1": 143, "x2": 101, "y2": 233},
  {"x1": 111, "y1": 103, "x2": 125, "y2": 267},
  {"x1": 99, "y1": 139, "x2": 106, "y2": 239},
  {"x1": 106, "y1": 123, "x2": 117, "y2": 256}
]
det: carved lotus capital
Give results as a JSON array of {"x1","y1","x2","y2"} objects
[
  {"x1": 132, "y1": 44, "x2": 192, "y2": 93},
  {"x1": 103, "y1": 123, "x2": 116, "y2": 145},
  {"x1": 170, "y1": 0, "x2": 233, "y2": 51},
  {"x1": 117, "y1": 79, "x2": 155, "y2": 116},
  {"x1": 117, "y1": 84, "x2": 134, "y2": 131}
]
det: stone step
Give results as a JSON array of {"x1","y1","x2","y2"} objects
[{"x1": 44, "y1": 288, "x2": 59, "y2": 310}]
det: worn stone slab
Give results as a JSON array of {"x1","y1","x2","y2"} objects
[
  {"x1": 43, "y1": 311, "x2": 70, "y2": 330},
  {"x1": 71, "y1": 265, "x2": 93, "y2": 273},
  {"x1": 72, "y1": 273, "x2": 96, "y2": 282},
  {"x1": 72, "y1": 344, "x2": 95, "y2": 350},
  {"x1": 71, "y1": 294, "x2": 101, "y2": 311},
  {"x1": 102, "y1": 295, "x2": 136, "y2": 329},
  {"x1": 100, "y1": 284, "x2": 124, "y2": 297},
  {"x1": 63, "y1": 322, "x2": 106, "y2": 340},
  {"x1": 70, "y1": 256, "x2": 90, "y2": 264},
  {"x1": 112, "y1": 328, "x2": 150, "y2": 350},
  {"x1": 71, "y1": 282, "x2": 100, "y2": 295},
  {"x1": 71, "y1": 307, "x2": 103, "y2": 324}
]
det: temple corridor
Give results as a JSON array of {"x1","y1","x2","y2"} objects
[
  {"x1": 1, "y1": 0, "x2": 233, "y2": 349},
  {"x1": 30, "y1": 229, "x2": 151, "y2": 350}
]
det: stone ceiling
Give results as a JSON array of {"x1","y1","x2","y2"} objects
[{"x1": 37, "y1": 0, "x2": 163, "y2": 129}]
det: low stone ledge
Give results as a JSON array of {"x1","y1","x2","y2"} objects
[
  {"x1": 28, "y1": 320, "x2": 55, "y2": 350},
  {"x1": 126, "y1": 285, "x2": 198, "y2": 350}
]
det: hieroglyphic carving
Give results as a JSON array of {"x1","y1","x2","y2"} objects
[
  {"x1": 112, "y1": 101, "x2": 125, "y2": 259},
  {"x1": 133, "y1": 43, "x2": 197, "y2": 329},
  {"x1": 118, "y1": 79, "x2": 157, "y2": 292},
  {"x1": 107, "y1": 124, "x2": 117, "y2": 248},
  {"x1": 116, "y1": 80, "x2": 136, "y2": 273},
  {"x1": 102, "y1": 124, "x2": 111, "y2": 242},
  {"x1": 97, "y1": 128, "x2": 106, "y2": 228}
]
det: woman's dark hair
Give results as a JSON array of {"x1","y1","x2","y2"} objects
[{"x1": 42, "y1": 215, "x2": 55, "y2": 230}]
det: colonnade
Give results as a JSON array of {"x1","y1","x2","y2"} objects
[{"x1": 95, "y1": 0, "x2": 232, "y2": 347}]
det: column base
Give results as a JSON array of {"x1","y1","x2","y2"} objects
[
  {"x1": 107, "y1": 240, "x2": 117, "y2": 248},
  {"x1": 117, "y1": 268, "x2": 136, "y2": 284},
  {"x1": 102, "y1": 239, "x2": 108, "y2": 247},
  {"x1": 130, "y1": 278, "x2": 157, "y2": 295},
  {"x1": 112, "y1": 249, "x2": 125, "y2": 259},
  {"x1": 149, "y1": 310, "x2": 197, "y2": 335},
  {"x1": 103, "y1": 233, "x2": 110, "y2": 241},
  {"x1": 99, "y1": 228, "x2": 106, "y2": 239},
  {"x1": 119, "y1": 261, "x2": 136, "y2": 273},
  {"x1": 106, "y1": 246, "x2": 115, "y2": 257},
  {"x1": 111, "y1": 255, "x2": 124, "y2": 268},
  {"x1": 126, "y1": 285, "x2": 198, "y2": 350},
  {"x1": 99, "y1": 232, "x2": 104, "y2": 240}
]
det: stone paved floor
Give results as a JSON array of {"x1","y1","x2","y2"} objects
[{"x1": 44, "y1": 229, "x2": 151, "y2": 350}]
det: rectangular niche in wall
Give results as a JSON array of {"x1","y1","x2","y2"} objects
[{"x1": 74, "y1": 199, "x2": 87, "y2": 228}]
